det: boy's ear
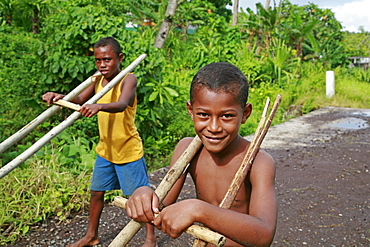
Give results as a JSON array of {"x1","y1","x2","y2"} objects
[
  {"x1": 119, "y1": 53, "x2": 124, "y2": 63},
  {"x1": 242, "y1": 103, "x2": 252, "y2": 124},
  {"x1": 186, "y1": 101, "x2": 194, "y2": 121}
]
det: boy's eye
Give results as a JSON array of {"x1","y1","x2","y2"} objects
[
  {"x1": 197, "y1": 112, "x2": 208, "y2": 117},
  {"x1": 223, "y1": 114, "x2": 235, "y2": 118},
  {"x1": 95, "y1": 58, "x2": 111, "y2": 62}
]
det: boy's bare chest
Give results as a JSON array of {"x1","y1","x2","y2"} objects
[{"x1": 191, "y1": 159, "x2": 251, "y2": 212}]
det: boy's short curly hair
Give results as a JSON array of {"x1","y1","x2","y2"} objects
[
  {"x1": 190, "y1": 62, "x2": 249, "y2": 107},
  {"x1": 94, "y1": 37, "x2": 122, "y2": 57}
]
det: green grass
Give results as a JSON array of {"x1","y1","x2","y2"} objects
[
  {"x1": 292, "y1": 68, "x2": 370, "y2": 110},
  {"x1": 0, "y1": 145, "x2": 92, "y2": 244}
]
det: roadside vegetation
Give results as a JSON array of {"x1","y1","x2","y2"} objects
[{"x1": 0, "y1": 0, "x2": 369, "y2": 243}]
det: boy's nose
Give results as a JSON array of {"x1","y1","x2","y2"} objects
[{"x1": 208, "y1": 118, "x2": 222, "y2": 132}]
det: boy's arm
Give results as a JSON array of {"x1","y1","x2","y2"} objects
[
  {"x1": 154, "y1": 151, "x2": 277, "y2": 247},
  {"x1": 78, "y1": 74, "x2": 137, "y2": 117},
  {"x1": 162, "y1": 137, "x2": 195, "y2": 206},
  {"x1": 41, "y1": 84, "x2": 95, "y2": 106},
  {"x1": 41, "y1": 71, "x2": 98, "y2": 106},
  {"x1": 69, "y1": 71, "x2": 100, "y2": 104}
]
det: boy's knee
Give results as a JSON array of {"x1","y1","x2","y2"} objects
[{"x1": 90, "y1": 190, "x2": 105, "y2": 199}]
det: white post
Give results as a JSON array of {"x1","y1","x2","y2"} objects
[
  {"x1": 0, "y1": 54, "x2": 147, "y2": 179},
  {"x1": 326, "y1": 71, "x2": 335, "y2": 98}
]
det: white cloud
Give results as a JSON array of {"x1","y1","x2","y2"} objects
[{"x1": 327, "y1": 0, "x2": 370, "y2": 32}]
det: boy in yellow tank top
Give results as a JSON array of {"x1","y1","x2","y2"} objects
[{"x1": 42, "y1": 37, "x2": 156, "y2": 247}]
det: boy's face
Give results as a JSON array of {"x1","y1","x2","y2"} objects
[
  {"x1": 187, "y1": 86, "x2": 252, "y2": 154},
  {"x1": 94, "y1": 45, "x2": 123, "y2": 81}
]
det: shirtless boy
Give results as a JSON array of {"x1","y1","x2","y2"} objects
[{"x1": 126, "y1": 62, "x2": 277, "y2": 246}]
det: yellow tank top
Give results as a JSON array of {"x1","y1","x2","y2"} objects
[{"x1": 94, "y1": 74, "x2": 143, "y2": 163}]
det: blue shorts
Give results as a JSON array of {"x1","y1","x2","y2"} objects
[{"x1": 90, "y1": 155, "x2": 149, "y2": 196}]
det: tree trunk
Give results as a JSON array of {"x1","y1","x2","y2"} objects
[
  {"x1": 6, "y1": 14, "x2": 12, "y2": 25},
  {"x1": 153, "y1": 0, "x2": 178, "y2": 49},
  {"x1": 265, "y1": 0, "x2": 271, "y2": 10},
  {"x1": 232, "y1": 0, "x2": 239, "y2": 26},
  {"x1": 32, "y1": 8, "x2": 39, "y2": 34}
]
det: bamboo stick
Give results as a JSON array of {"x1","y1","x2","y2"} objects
[
  {"x1": 193, "y1": 94, "x2": 282, "y2": 247},
  {"x1": 112, "y1": 196, "x2": 226, "y2": 247},
  {"x1": 109, "y1": 135, "x2": 203, "y2": 247},
  {"x1": 54, "y1": 99, "x2": 81, "y2": 111},
  {"x1": 0, "y1": 73, "x2": 100, "y2": 154},
  {"x1": 0, "y1": 55, "x2": 147, "y2": 179}
]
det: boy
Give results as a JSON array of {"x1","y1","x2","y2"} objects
[
  {"x1": 126, "y1": 62, "x2": 277, "y2": 246},
  {"x1": 42, "y1": 37, "x2": 156, "y2": 247}
]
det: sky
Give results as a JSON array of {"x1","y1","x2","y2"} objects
[{"x1": 237, "y1": 0, "x2": 370, "y2": 32}]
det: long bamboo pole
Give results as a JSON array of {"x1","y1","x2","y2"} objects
[
  {"x1": 109, "y1": 135, "x2": 203, "y2": 247},
  {"x1": 0, "y1": 73, "x2": 100, "y2": 154},
  {"x1": 112, "y1": 196, "x2": 226, "y2": 247},
  {"x1": 0, "y1": 54, "x2": 147, "y2": 179},
  {"x1": 192, "y1": 95, "x2": 282, "y2": 247}
]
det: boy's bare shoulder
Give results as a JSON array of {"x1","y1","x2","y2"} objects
[
  {"x1": 250, "y1": 148, "x2": 276, "y2": 178},
  {"x1": 175, "y1": 137, "x2": 196, "y2": 150},
  {"x1": 256, "y1": 148, "x2": 275, "y2": 166},
  {"x1": 125, "y1": 73, "x2": 137, "y2": 81},
  {"x1": 258, "y1": 148, "x2": 275, "y2": 161},
  {"x1": 171, "y1": 137, "x2": 198, "y2": 159}
]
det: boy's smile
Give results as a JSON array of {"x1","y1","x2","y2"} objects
[
  {"x1": 94, "y1": 46, "x2": 123, "y2": 81},
  {"x1": 187, "y1": 86, "x2": 252, "y2": 154}
]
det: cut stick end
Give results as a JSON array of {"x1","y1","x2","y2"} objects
[{"x1": 53, "y1": 99, "x2": 81, "y2": 111}]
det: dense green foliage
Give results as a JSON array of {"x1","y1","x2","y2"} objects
[
  {"x1": 1, "y1": 0, "x2": 370, "y2": 243},
  {"x1": 343, "y1": 28, "x2": 370, "y2": 57}
]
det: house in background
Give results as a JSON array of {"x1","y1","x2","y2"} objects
[{"x1": 349, "y1": 57, "x2": 370, "y2": 70}]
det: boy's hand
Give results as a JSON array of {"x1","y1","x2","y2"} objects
[
  {"x1": 42, "y1": 92, "x2": 65, "y2": 106},
  {"x1": 79, "y1": 104, "x2": 101, "y2": 118},
  {"x1": 154, "y1": 199, "x2": 200, "y2": 239},
  {"x1": 126, "y1": 186, "x2": 160, "y2": 223}
]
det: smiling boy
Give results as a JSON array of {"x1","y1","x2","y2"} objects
[
  {"x1": 127, "y1": 62, "x2": 277, "y2": 246},
  {"x1": 42, "y1": 37, "x2": 156, "y2": 247}
]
